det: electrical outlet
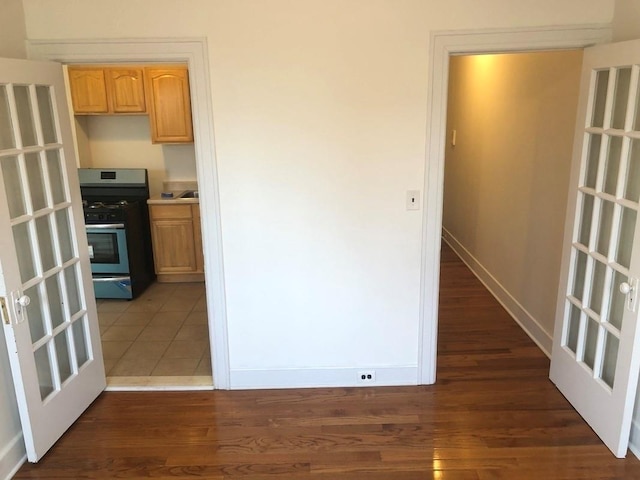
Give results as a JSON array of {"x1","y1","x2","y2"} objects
[{"x1": 358, "y1": 370, "x2": 376, "y2": 383}]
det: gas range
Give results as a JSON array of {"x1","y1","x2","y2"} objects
[
  {"x1": 82, "y1": 199, "x2": 139, "y2": 223},
  {"x1": 78, "y1": 168, "x2": 155, "y2": 299}
]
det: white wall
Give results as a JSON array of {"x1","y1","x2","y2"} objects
[
  {"x1": 0, "y1": 0, "x2": 29, "y2": 477},
  {"x1": 443, "y1": 51, "x2": 583, "y2": 352},
  {"x1": 612, "y1": 0, "x2": 640, "y2": 41},
  {"x1": 21, "y1": 1, "x2": 614, "y2": 386},
  {"x1": 76, "y1": 116, "x2": 197, "y2": 196}
]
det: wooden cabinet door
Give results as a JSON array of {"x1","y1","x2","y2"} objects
[
  {"x1": 106, "y1": 67, "x2": 146, "y2": 113},
  {"x1": 67, "y1": 67, "x2": 108, "y2": 114},
  {"x1": 151, "y1": 219, "x2": 198, "y2": 273},
  {"x1": 145, "y1": 67, "x2": 193, "y2": 143}
]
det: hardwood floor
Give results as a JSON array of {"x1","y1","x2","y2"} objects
[{"x1": 14, "y1": 243, "x2": 640, "y2": 479}]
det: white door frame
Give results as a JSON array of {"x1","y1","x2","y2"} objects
[
  {"x1": 417, "y1": 25, "x2": 611, "y2": 384},
  {"x1": 27, "y1": 38, "x2": 231, "y2": 389}
]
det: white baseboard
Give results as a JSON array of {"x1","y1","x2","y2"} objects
[
  {"x1": 442, "y1": 228, "x2": 553, "y2": 357},
  {"x1": 230, "y1": 366, "x2": 418, "y2": 390},
  {"x1": 0, "y1": 433, "x2": 26, "y2": 480},
  {"x1": 629, "y1": 419, "x2": 640, "y2": 460}
]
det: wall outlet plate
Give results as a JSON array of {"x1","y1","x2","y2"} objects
[{"x1": 357, "y1": 370, "x2": 376, "y2": 383}]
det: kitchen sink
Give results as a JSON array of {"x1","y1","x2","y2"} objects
[{"x1": 179, "y1": 190, "x2": 199, "y2": 198}]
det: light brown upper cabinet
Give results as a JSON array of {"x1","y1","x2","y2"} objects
[
  {"x1": 68, "y1": 67, "x2": 109, "y2": 114},
  {"x1": 105, "y1": 68, "x2": 146, "y2": 113},
  {"x1": 67, "y1": 64, "x2": 193, "y2": 144},
  {"x1": 68, "y1": 66, "x2": 145, "y2": 115},
  {"x1": 144, "y1": 67, "x2": 194, "y2": 143}
]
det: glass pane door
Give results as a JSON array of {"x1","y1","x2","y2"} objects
[{"x1": 0, "y1": 58, "x2": 105, "y2": 462}]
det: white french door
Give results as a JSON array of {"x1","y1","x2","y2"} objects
[
  {"x1": 550, "y1": 39, "x2": 640, "y2": 458},
  {"x1": 0, "y1": 58, "x2": 105, "y2": 462}
]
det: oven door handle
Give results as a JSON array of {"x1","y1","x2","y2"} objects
[
  {"x1": 86, "y1": 223, "x2": 125, "y2": 229},
  {"x1": 93, "y1": 276, "x2": 130, "y2": 283}
]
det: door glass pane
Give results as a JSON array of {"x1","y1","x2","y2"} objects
[
  {"x1": 592, "y1": 69, "x2": 610, "y2": 129},
  {"x1": 589, "y1": 260, "x2": 606, "y2": 316},
  {"x1": 25, "y1": 152, "x2": 47, "y2": 211},
  {"x1": 36, "y1": 85, "x2": 57, "y2": 144},
  {"x1": 13, "y1": 222, "x2": 36, "y2": 282},
  {"x1": 55, "y1": 208, "x2": 74, "y2": 262},
  {"x1": 578, "y1": 194, "x2": 594, "y2": 247},
  {"x1": 584, "y1": 134, "x2": 602, "y2": 189},
  {"x1": 46, "y1": 150, "x2": 66, "y2": 205},
  {"x1": 584, "y1": 318, "x2": 600, "y2": 370},
  {"x1": 46, "y1": 274, "x2": 65, "y2": 329},
  {"x1": 608, "y1": 270, "x2": 627, "y2": 331},
  {"x1": 64, "y1": 265, "x2": 81, "y2": 316},
  {"x1": 567, "y1": 303, "x2": 582, "y2": 354},
  {"x1": 14, "y1": 85, "x2": 36, "y2": 147},
  {"x1": 572, "y1": 250, "x2": 588, "y2": 302},
  {"x1": 616, "y1": 207, "x2": 637, "y2": 269},
  {"x1": 0, "y1": 85, "x2": 15, "y2": 150},
  {"x1": 603, "y1": 136, "x2": 623, "y2": 195},
  {"x1": 25, "y1": 284, "x2": 46, "y2": 344},
  {"x1": 34, "y1": 344, "x2": 54, "y2": 400},
  {"x1": 601, "y1": 331, "x2": 619, "y2": 389},
  {"x1": 625, "y1": 139, "x2": 640, "y2": 202},
  {"x1": 596, "y1": 200, "x2": 614, "y2": 257},
  {"x1": 72, "y1": 319, "x2": 89, "y2": 368},
  {"x1": 1, "y1": 156, "x2": 27, "y2": 218},
  {"x1": 54, "y1": 331, "x2": 72, "y2": 384},
  {"x1": 612, "y1": 67, "x2": 632, "y2": 130},
  {"x1": 35, "y1": 215, "x2": 56, "y2": 272}
]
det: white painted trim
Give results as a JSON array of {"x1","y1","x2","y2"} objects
[
  {"x1": 418, "y1": 24, "x2": 611, "y2": 385},
  {"x1": 442, "y1": 229, "x2": 553, "y2": 356},
  {"x1": 630, "y1": 419, "x2": 640, "y2": 460},
  {"x1": 230, "y1": 366, "x2": 418, "y2": 390},
  {"x1": 0, "y1": 433, "x2": 26, "y2": 480},
  {"x1": 26, "y1": 38, "x2": 231, "y2": 389}
]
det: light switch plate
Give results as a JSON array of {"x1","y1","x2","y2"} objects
[{"x1": 406, "y1": 190, "x2": 421, "y2": 210}]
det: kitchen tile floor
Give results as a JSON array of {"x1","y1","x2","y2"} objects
[{"x1": 96, "y1": 282, "x2": 212, "y2": 379}]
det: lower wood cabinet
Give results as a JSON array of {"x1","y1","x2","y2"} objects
[{"x1": 149, "y1": 204, "x2": 204, "y2": 282}]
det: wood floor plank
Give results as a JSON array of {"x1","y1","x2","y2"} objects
[{"x1": 13, "y1": 242, "x2": 640, "y2": 479}]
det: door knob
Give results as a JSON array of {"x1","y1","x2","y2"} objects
[
  {"x1": 620, "y1": 282, "x2": 632, "y2": 295},
  {"x1": 16, "y1": 295, "x2": 31, "y2": 307}
]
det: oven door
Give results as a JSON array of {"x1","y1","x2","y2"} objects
[
  {"x1": 86, "y1": 223, "x2": 132, "y2": 299},
  {"x1": 86, "y1": 223, "x2": 129, "y2": 273}
]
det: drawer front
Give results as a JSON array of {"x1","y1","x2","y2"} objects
[{"x1": 150, "y1": 204, "x2": 192, "y2": 220}]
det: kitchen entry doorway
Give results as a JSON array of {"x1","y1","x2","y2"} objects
[{"x1": 29, "y1": 38, "x2": 231, "y2": 389}]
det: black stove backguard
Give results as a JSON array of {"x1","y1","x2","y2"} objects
[{"x1": 79, "y1": 168, "x2": 155, "y2": 299}]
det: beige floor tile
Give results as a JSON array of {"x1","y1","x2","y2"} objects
[
  {"x1": 184, "y1": 310, "x2": 208, "y2": 325},
  {"x1": 125, "y1": 297, "x2": 165, "y2": 313},
  {"x1": 163, "y1": 340, "x2": 207, "y2": 359},
  {"x1": 120, "y1": 341, "x2": 170, "y2": 362},
  {"x1": 98, "y1": 312, "x2": 121, "y2": 329},
  {"x1": 101, "y1": 325, "x2": 145, "y2": 342},
  {"x1": 174, "y1": 324, "x2": 209, "y2": 341},
  {"x1": 159, "y1": 297, "x2": 198, "y2": 313},
  {"x1": 109, "y1": 358, "x2": 160, "y2": 376},
  {"x1": 103, "y1": 357, "x2": 118, "y2": 376},
  {"x1": 194, "y1": 353, "x2": 212, "y2": 376},
  {"x1": 192, "y1": 296, "x2": 208, "y2": 312},
  {"x1": 151, "y1": 357, "x2": 200, "y2": 376},
  {"x1": 148, "y1": 310, "x2": 189, "y2": 327},
  {"x1": 143, "y1": 283, "x2": 177, "y2": 297},
  {"x1": 97, "y1": 300, "x2": 130, "y2": 313},
  {"x1": 113, "y1": 311, "x2": 155, "y2": 326},
  {"x1": 137, "y1": 323, "x2": 182, "y2": 341},
  {"x1": 171, "y1": 283, "x2": 206, "y2": 299},
  {"x1": 101, "y1": 341, "x2": 132, "y2": 360}
]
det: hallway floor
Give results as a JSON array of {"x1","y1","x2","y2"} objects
[{"x1": 97, "y1": 282, "x2": 212, "y2": 378}]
